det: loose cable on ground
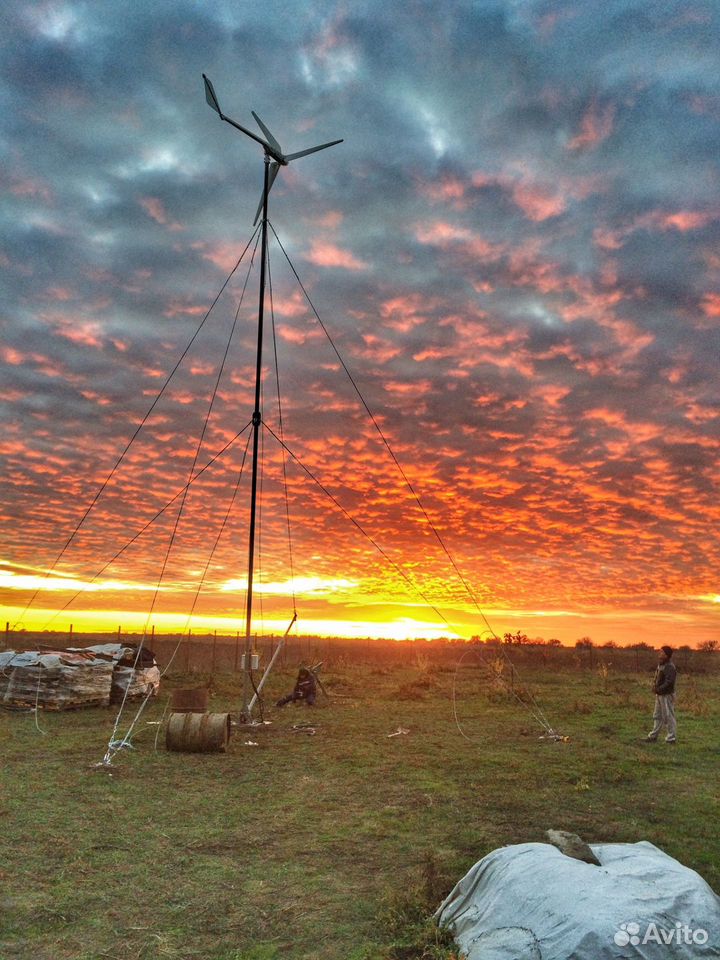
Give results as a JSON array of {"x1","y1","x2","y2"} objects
[
  {"x1": 452, "y1": 645, "x2": 556, "y2": 742},
  {"x1": 33, "y1": 672, "x2": 47, "y2": 736}
]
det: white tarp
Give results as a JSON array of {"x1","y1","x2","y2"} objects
[
  {"x1": 436, "y1": 842, "x2": 720, "y2": 959},
  {"x1": 110, "y1": 663, "x2": 160, "y2": 702},
  {"x1": 0, "y1": 644, "x2": 159, "y2": 710},
  {"x1": 83, "y1": 644, "x2": 160, "y2": 703},
  {"x1": 0, "y1": 649, "x2": 115, "y2": 709}
]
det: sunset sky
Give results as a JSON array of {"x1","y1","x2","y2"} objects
[{"x1": 1, "y1": 1, "x2": 719, "y2": 646}]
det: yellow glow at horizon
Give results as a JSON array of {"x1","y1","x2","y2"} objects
[
  {"x1": 0, "y1": 604, "x2": 456, "y2": 640},
  {"x1": 2, "y1": 556, "x2": 716, "y2": 646},
  {"x1": 0, "y1": 571, "x2": 163, "y2": 593}
]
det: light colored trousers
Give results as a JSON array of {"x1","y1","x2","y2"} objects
[{"x1": 649, "y1": 694, "x2": 677, "y2": 742}]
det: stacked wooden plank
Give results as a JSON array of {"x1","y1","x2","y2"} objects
[
  {"x1": 0, "y1": 644, "x2": 160, "y2": 711},
  {"x1": 0, "y1": 649, "x2": 114, "y2": 710}
]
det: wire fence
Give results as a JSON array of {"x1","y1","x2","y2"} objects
[{"x1": 2, "y1": 625, "x2": 719, "y2": 677}]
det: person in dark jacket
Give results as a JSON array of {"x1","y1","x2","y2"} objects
[
  {"x1": 276, "y1": 667, "x2": 317, "y2": 707},
  {"x1": 645, "y1": 645, "x2": 677, "y2": 743}
]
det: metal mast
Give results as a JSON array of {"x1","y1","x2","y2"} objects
[{"x1": 202, "y1": 75, "x2": 342, "y2": 718}]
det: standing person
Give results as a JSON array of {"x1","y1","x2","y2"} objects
[{"x1": 645, "y1": 646, "x2": 677, "y2": 744}]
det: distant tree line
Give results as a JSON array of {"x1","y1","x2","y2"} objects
[{"x1": 466, "y1": 632, "x2": 719, "y2": 652}]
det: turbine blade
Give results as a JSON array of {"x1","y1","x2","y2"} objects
[
  {"x1": 268, "y1": 160, "x2": 281, "y2": 191},
  {"x1": 202, "y1": 76, "x2": 277, "y2": 154},
  {"x1": 251, "y1": 111, "x2": 283, "y2": 156},
  {"x1": 253, "y1": 162, "x2": 281, "y2": 225},
  {"x1": 284, "y1": 138, "x2": 343, "y2": 162},
  {"x1": 221, "y1": 115, "x2": 275, "y2": 153},
  {"x1": 202, "y1": 74, "x2": 222, "y2": 115}
]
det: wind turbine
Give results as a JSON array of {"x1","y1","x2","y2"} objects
[
  {"x1": 202, "y1": 74, "x2": 343, "y2": 223},
  {"x1": 202, "y1": 74, "x2": 342, "y2": 719}
]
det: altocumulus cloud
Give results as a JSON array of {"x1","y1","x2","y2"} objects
[{"x1": 1, "y1": 0, "x2": 719, "y2": 643}]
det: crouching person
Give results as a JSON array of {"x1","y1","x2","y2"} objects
[{"x1": 276, "y1": 667, "x2": 317, "y2": 707}]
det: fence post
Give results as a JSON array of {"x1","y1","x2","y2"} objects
[
  {"x1": 212, "y1": 629, "x2": 217, "y2": 673},
  {"x1": 69, "y1": 623, "x2": 73, "y2": 644},
  {"x1": 4, "y1": 621, "x2": 9, "y2": 648}
]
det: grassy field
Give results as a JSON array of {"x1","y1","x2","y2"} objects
[{"x1": 1, "y1": 650, "x2": 719, "y2": 959}]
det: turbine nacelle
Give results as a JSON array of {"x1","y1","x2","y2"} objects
[{"x1": 202, "y1": 74, "x2": 343, "y2": 223}]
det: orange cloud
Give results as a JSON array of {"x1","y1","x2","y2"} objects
[
  {"x1": 276, "y1": 325, "x2": 321, "y2": 345},
  {"x1": 456, "y1": 165, "x2": 602, "y2": 225},
  {"x1": 593, "y1": 208, "x2": 717, "y2": 250},
  {"x1": 583, "y1": 407, "x2": 662, "y2": 444},
  {"x1": 700, "y1": 292, "x2": 720, "y2": 317},
  {"x1": 415, "y1": 221, "x2": 504, "y2": 261},
  {"x1": 315, "y1": 210, "x2": 344, "y2": 229},
  {"x1": 593, "y1": 227, "x2": 624, "y2": 250},
  {"x1": 418, "y1": 176, "x2": 468, "y2": 208},
  {"x1": 307, "y1": 241, "x2": 367, "y2": 270},
  {"x1": 139, "y1": 196, "x2": 183, "y2": 231},
  {"x1": 532, "y1": 384, "x2": 571, "y2": 408},
  {"x1": 48, "y1": 318, "x2": 104, "y2": 349},
  {"x1": 358, "y1": 334, "x2": 401, "y2": 364},
  {"x1": 162, "y1": 300, "x2": 207, "y2": 318},
  {"x1": 79, "y1": 390, "x2": 113, "y2": 406},
  {"x1": 140, "y1": 196, "x2": 167, "y2": 223},
  {"x1": 1, "y1": 346, "x2": 25, "y2": 365},
  {"x1": 567, "y1": 99, "x2": 616, "y2": 151},
  {"x1": 380, "y1": 294, "x2": 437, "y2": 332},
  {"x1": 272, "y1": 290, "x2": 309, "y2": 318},
  {"x1": 412, "y1": 346, "x2": 455, "y2": 363},
  {"x1": 189, "y1": 362, "x2": 215, "y2": 376},
  {"x1": 684, "y1": 402, "x2": 718, "y2": 424},
  {"x1": 384, "y1": 379, "x2": 433, "y2": 397},
  {"x1": 200, "y1": 242, "x2": 245, "y2": 272},
  {"x1": 511, "y1": 182, "x2": 567, "y2": 221},
  {"x1": 661, "y1": 210, "x2": 714, "y2": 231}
]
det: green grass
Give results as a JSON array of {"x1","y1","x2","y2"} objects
[{"x1": 1, "y1": 657, "x2": 718, "y2": 959}]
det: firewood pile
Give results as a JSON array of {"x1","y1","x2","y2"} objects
[{"x1": 0, "y1": 644, "x2": 160, "y2": 711}]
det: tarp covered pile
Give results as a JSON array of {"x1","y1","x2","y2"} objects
[
  {"x1": 436, "y1": 841, "x2": 720, "y2": 959},
  {"x1": 0, "y1": 644, "x2": 160, "y2": 710}
]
